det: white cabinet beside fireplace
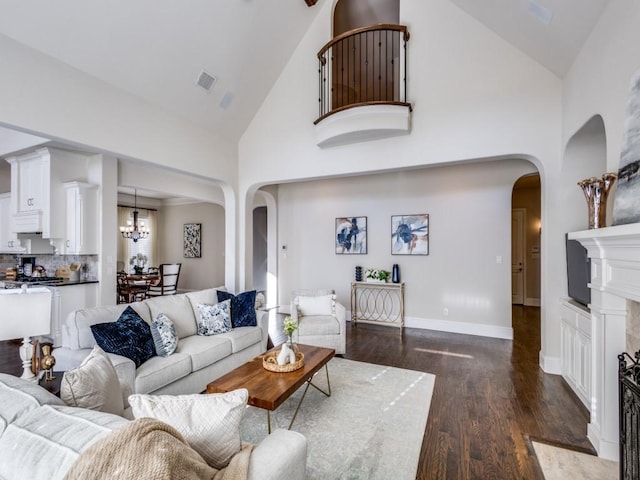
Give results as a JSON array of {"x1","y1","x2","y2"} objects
[{"x1": 560, "y1": 300, "x2": 592, "y2": 410}]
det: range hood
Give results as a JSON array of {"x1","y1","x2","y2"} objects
[{"x1": 16, "y1": 233, "x2": 54, "y2": 254}]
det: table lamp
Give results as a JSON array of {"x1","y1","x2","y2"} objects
[{"x1": 0, "y1": 286, "x2": 52, "y2": 380}]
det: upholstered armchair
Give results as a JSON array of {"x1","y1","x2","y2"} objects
[{"x1": 290, "y1": 289, "x2": 346, "y2": 355}]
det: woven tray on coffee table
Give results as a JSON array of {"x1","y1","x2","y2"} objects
[{"x1": 263, "y1": 349, "x2": 305, "y2": 372}]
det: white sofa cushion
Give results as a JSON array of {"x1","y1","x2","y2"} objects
[
  {"x1": 217, "y1": 326, "x2": 264, "y2": 353},
  {"x1": 296, "y1": 315, "x2": 342, "y2": 336},
  {"x1": 129, "y1": 389, "x2": 248, "y2": 469},
  {"x1": 297, "y1": 294, "x2": 336, "y2": 316},
  {"x1": 146, "y1": 294, "x2": 198, "y2": 339},
  {"x1": 61, "y1": 346, "x2": 125, "y2": 416},
  {"x1": 177, "y1": 334, "x2": 233, "y2": 371},
  {"x1": 186, "y1": 287, "x2": 225, "y2": 312},
  {"x1": 134, "y1": 353, "x2": 192, "y2": 394},
  {"x1": 0, "y1": 373, "x2": 64, "y2": 435},
  {"x1": 0, "y1": 404, "x2": 126, "y2": 480}
]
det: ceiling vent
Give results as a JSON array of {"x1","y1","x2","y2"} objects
[{"x1": 196, "y1": 70, "x2": 217, "y2": 92}]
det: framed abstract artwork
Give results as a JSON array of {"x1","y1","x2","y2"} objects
[
  {"x1": 183, "y1": 223, "x2": 202, "y2": 258},
  {"x1": 335, "y1": 217, "x2": 367, "y2": 254},
  {"x1": 391, "y1": 214, "x2": 429, "y2": 255}
]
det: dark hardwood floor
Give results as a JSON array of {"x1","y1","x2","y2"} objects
[
  {"x1": 0, "y1": 306, "x2": 591, "y2": 479},
  {"x1": 344, "y1": 306, "x2": 592, "y2": 479}
]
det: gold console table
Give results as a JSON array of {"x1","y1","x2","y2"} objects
[{"x1": 351, "y1": 281, "x2": 405, "y2": 330}]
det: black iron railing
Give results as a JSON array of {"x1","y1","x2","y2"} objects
[
  {"x1": 619, "y1": 351, "x2": 640, "y2": 480},
  {"x1": 315, "y1": 24, "x2": 410, "y2": 124}
]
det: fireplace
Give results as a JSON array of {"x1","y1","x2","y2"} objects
[
  {"x1": 619, "y1": 351, "x2": 640, "y2": 479},
  {"x1": 570, "y1": 222, "x2": 640, "y2": 461}
]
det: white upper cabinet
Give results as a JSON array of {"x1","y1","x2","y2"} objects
[
  {"x1": 6, "y1": 147, "x2": 90, "y2": 238},
  {"x1": 0, "y1": 192, "x2": 24, "y2": 253},
  {"x1": 63, "y1": 182, "x2": 98, "y2": 255}
]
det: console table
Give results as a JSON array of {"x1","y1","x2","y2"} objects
[{"x1": 350, "y1": 281, "x2": 404, "y2": 331}]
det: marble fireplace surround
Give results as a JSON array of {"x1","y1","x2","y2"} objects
[{"x1": 570, "y1": 222, "x2": 640, "y2": 461}]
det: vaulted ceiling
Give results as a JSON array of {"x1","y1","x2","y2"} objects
[{"x1": 0, "y1": 0, "x2": 611, "y2": 145}]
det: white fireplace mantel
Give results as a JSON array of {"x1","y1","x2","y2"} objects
[{"x1": 569, "y1": 222, "x2": 640, "y2": 460}]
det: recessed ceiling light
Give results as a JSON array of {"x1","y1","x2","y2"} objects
[
  {"x1": 196, "y1": 70, "x2": 217, "y2": 92},
  {"x1": 527, "y1": 0, "x2": 553, "y2": 25}
]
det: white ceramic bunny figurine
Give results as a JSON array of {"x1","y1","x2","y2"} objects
[{"x1": 277, "y1": 343, "x2": 291, "y2": 365}]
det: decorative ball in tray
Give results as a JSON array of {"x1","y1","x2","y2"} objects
[{"x1": 263, "y1": 348, "x2": 305, "y2": 373}]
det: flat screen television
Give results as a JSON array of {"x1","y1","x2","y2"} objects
[{"x1": 566, "y1": 234, "x2": 591, "y2": 308}]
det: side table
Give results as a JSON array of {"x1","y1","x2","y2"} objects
[{"x1": 39, "y1": 372, "x2": 64, "y2": 397}]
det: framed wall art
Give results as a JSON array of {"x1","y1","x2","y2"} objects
[
  {"x1": 336, "y1": 216, "x2": 367, "y2": 254},
  {"x1": 391, "y1": 214, "x2": 429, "y2": 255},
  {"x1": 183, "y1": 223, "x2": 202, "y2": 258}
]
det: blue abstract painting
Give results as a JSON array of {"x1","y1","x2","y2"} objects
[
  {"x1": 391, "y1": 214, "x2": 429, "y2": 255},
  {"x1": 336, "y1": 217, "x2": 367, "y2": 254}
]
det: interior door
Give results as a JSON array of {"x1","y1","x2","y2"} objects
[{"x1": 512, "y1": 208, "x2": 525, "y2": 305}]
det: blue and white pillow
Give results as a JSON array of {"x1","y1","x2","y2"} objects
[
  {"x1": 197, "y1": 299, "x2": 232, "y2": 335},
  {"x1": 90, "y1": 306, "x2": 156, "y2": 367},
  {"x1": 217, "y1": 290, "x2": 257, "y2": 328},
  {"x1": 150, "y1": 313, "x2": 178, "y2": 357}
]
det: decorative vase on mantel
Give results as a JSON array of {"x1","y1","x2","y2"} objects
[{"x1": 578, "y1": 173, "x2": 617, "y2": 229}]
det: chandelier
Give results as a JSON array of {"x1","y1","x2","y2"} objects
[{"x1": 120, "y1": 189, "x2": 150, "y2": 243}]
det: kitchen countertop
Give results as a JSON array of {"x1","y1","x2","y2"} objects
[{"x1": 1, "y1": 278, "x2": 99, "y2": 288}]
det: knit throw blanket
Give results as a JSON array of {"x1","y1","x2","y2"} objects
[{"x1": 64, "y1": 418, "x2": 253, "y2": 480}]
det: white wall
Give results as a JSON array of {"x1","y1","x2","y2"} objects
[
  {"x1": 159, "y1": 202, "x2": 225, "y2": 291},
  {"x1": 239, "y1": 0, "x2": 562, "y2": 346},
  {"x1": 277, "y1": 159, "x2": 536, "y2": 338}
]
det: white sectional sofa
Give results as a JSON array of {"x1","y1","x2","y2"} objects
[
  {"x1": 0, "y1": 373, "x2": 307, "y2": 480},
  {"x1": 55, "y1": 287, "x2": 269, "y2": 396}
]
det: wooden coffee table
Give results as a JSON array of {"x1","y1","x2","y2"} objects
[{"x1": 206, "y1": 343, "x2": 335, "y2": 433}]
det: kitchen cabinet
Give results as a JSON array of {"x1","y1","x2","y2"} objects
[
  {"x1": 63, "y1": 182, "x2": 98, "y2": 255},
  {"x1": 6, "y1": 147, "x2": 90, "y2": 238},
  {"x1": 0, "y1": 193, "x2": 23, "y2": 252}
]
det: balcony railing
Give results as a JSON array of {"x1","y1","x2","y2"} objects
[{"x1": 315, "y1": 24, "x2": 410, "y2": 124}]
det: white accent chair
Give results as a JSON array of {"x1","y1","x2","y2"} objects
[
  {"x1": 290, "y1": 289, "x2": 346, "y2": 354},
  {"x1": 146, "y1": 263, "x2": 181, "y2": 297}
]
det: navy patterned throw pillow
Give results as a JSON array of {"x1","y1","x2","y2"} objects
[
  {"x1": 90, "y1": 306, "x2": 156, "y2": 368},
  {"x1": 216, "y1": 290, "x2": 257, "y2": 328}
]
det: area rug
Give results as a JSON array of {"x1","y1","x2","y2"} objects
[
  {"x1": 532, "y1": 441, "x2": 618, "y2": 480},
  {"x1": 240, "y1": 357, "x2": 435, "y2": 480}
]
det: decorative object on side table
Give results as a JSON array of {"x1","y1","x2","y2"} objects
[
  {"x1": 40, "y1": 343, "x2": 57, "y2": 381},
  {"x1": 392, "y1": 264, "x2": 400, "y2": 283},
  {"x1": 0, "y1": 286, "x2": 53, "y2": 380},
  {"x1": 364, "y1": 268, "x2": 390, "y2": 283},
  {"x1": 578, "y1": 173, "x2": 617, "y2": 229},
  {"x1": 355, "y1": 266, "x2": 362, "y2": 281}
]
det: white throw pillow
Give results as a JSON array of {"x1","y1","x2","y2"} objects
[
  {"x1": 129, "y1": 389, "x2": 248, "y2": 469},
  {"x1": 61, "y1": 346, "x2": 125, "y2": 416},
  {"x1": 297, "y1": 294, "x2": 336, "y2": 316},
  {"x1": 196, "y1": 300, "x2": 232, "y2": 335}
]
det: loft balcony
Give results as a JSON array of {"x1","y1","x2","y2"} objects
[{"x1": 315, "y1": 24, "x2": 412, "y2": 148}]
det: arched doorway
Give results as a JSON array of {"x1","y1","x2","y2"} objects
[{"x1": 512, "y1": 174, "x2": 541, "y2": 307}]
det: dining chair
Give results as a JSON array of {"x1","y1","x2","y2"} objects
[
  {"x1": 146, "y1": 263, "x2": 181, "y2": 297},
  {"x1": 117, "y1": 272, "x2": 148, "y2": 303}
]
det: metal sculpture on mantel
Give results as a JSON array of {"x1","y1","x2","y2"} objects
[{"x1": 578, "y1": 173, "x2": 617, "y2": 229}]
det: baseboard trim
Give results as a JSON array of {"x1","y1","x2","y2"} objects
[
  {"x1": 525, "y1": 298, "x2": 541, "y2": 307},
  {"x1": 539, "y1": 353, "x2": 561, "y2": 375},
  {"x1": 404, "y1": 316, "x2": 513, "y2": 339}
]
